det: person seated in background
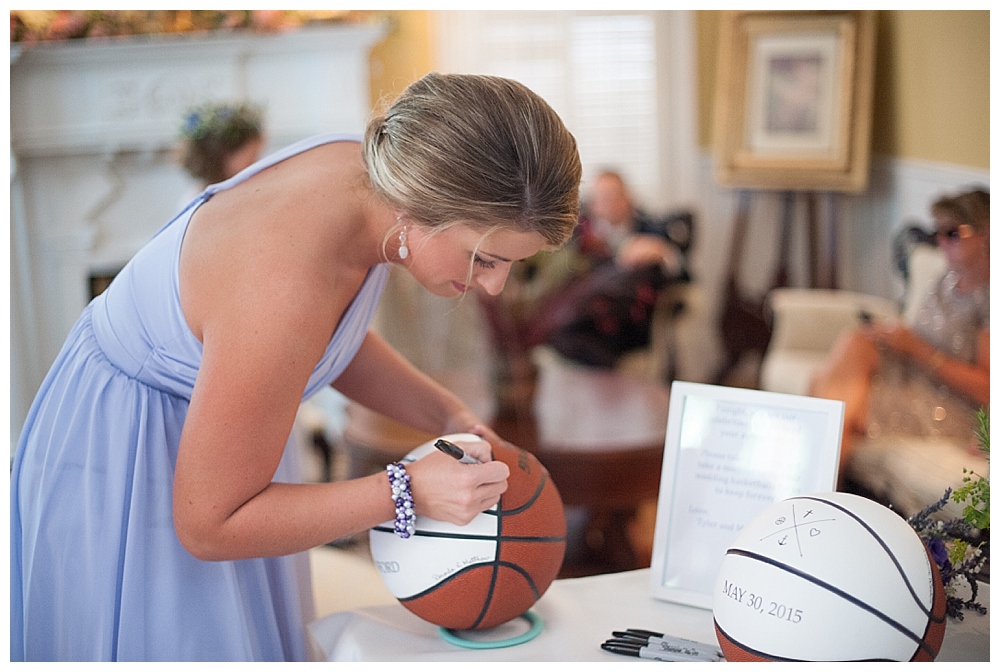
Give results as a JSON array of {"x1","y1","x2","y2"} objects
[
  {"x1": 809, "y1": 188, "x2": 989, "y2": 476},
  {"x1": 523, "y1": 169, "x2": 693, "y2": 370},
  {"x1": 575, "y1": 169, "x2": 689, "y2": 274},
  {"x1": 178, "y1": 100, "x2": 265, "y2": 192}
]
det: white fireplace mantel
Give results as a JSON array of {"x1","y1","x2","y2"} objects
[
  {"x1": 9, "y1": 23, "x2": 387, "y2": 448},
  {"x1": 11, "y1": 23, "x2": 386, "y2": 157}
]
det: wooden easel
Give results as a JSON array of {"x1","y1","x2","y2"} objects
[{"x1": 711, "y1": 190, "x2": 839, "y2": 386}]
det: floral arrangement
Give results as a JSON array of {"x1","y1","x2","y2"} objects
[
  {"x1": 10, "y1": 10, "x2": 371, "y2": 43},
  {"x1": 907, "y1": 407, "x2": 990, "y2": 620},
  {"x1": 181, "y1": 102, "x2": 264, "y2": 145}
]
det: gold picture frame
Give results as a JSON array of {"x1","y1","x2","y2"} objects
[{"x1": 713, "y1": 10, "x2": 876, "y2": 193}]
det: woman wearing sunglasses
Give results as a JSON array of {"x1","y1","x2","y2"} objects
[{"x1": 809, "y1": 188, "x2": 989, "y2": 479}]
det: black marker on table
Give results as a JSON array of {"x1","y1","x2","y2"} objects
[
  {"x1": 607, "y1": 633, "x2": 724, "y2": 661},
  {"x1": 434, "y1": 438, "x2": 482, "y2": 464},
  {"x1": 601, "y1": 640, "x2": 722, "y2": 662}
]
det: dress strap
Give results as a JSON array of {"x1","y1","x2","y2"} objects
[{"x1": 164, "y1": 132, "x2": 363, "y2": 238}]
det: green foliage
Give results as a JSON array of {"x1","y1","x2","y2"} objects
[
  {"x1": 974, "y1": 405, "x2": 989, "y2": 453},
  {"x1": 947, "y1": 538, "x2": 970, "y2": 567},
  {"x1": 951, "y1": 407, "x2": 989, "y2": 530},
  {"x1": 909, "y1": 406, "x2": 990, "y2": 619},
  {"x1": 180, "y1": 102, "x2": 264, "y2": 145}
]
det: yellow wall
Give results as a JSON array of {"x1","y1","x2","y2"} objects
[
  {"x1": 871, "y1": 11, "x2": 989, "y2": 168},
  {"x1": 696, "y1": 10, "x2": 989, "y2": 169},
  {"x1": 372, "y1": 11, "x2": 989, "y2": 170},
  {"x1": 368, "y1": 11, "x2": 436, "y2": 113},
  {"x1": 695, "y1": 11, "x2": 722, "y2": 152}
]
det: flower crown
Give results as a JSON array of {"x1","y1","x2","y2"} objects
[{"x1": 180, "y1": 101, "x2": 264, "y2": 144}]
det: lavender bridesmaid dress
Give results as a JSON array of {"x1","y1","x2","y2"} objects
[{"x1": 10, "y1": 134, "x2": 389, "y2": 661}]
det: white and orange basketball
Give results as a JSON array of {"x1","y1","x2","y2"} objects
[
  {"x1": 370, "y1": 433, "x2": 566, "y2": 631},
  {"x1": 713, "y1": 492, "x2": 946, "y2": 661}
]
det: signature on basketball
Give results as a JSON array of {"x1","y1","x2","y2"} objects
[
  {"x1": 431, "y1": 554, "x2": 492, "y2": 582},
  {"x1": 721, "y1": 580, "x2": 804, "y2": 624}
]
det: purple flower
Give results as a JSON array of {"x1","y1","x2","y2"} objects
[
  {"x1": 927, "y1": 537, "x2": 948, "y2": 565},
  {"x1": 926, "y1": 537, "x2": 954, "y2": 583},
  {"x1": 183, "y1": 112, "x2": 200, "y2": 135}
]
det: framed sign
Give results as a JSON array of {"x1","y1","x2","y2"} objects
[
  {"x1": 648, "y1": 382, "x2": 843, "y2": 609},
  {"x1": 713, "y1": 10, "x2": 876, "y2": 193}
]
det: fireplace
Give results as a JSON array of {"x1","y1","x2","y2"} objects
[{"x1": 9, "y1": 23, "x2": 386, "y2": 447}]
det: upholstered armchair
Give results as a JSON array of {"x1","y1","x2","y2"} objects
[
  {"x1": 760, "y1": 226, "x2": 946, "y2": 397},
  {"x1": 759, "y1": 289, "x2": 898, "y2": 397}
]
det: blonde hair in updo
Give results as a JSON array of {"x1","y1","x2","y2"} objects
[{"x1": 363, "y1": 72, "x2": 582, "y2": 247}]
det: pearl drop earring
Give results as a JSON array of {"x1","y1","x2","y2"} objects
[{"x1": 398, "y1": 225, "x2": 409, "y2": 260}]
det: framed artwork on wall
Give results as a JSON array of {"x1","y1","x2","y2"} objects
[{"x1": 713, "y1": 10, "x2": 876, "y2": 193}]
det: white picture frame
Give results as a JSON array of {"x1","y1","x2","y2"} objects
[{"x1": 648, "y1": 381, "x2": 844, "y2": 609}]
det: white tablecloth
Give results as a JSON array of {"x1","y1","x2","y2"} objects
[{"x1": 308, "y1": 568, "x2": 989, "y2": 662}]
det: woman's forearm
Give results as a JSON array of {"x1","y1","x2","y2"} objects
[
  {"x1": 877, "y1": 325, "x2": 989, "y2": 407},
  {"x1": 928, "y1": 355, "x2": 990, "y2": 406},
  {"x1": 912, "y1": 333, "x2": 990, "y2": 407},
  {"x1": 177, "y1": 473, "x2": 395, "y2": 561}
]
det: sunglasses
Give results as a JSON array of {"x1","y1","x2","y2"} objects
[{"x1": 935, "y1": 223, "x2": 977, "y2": 242}]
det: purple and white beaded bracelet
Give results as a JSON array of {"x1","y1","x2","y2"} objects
[{"x1": 386, "y1": 461, "x2": 416, "y2": 539}]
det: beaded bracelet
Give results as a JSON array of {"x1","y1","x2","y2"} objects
[{"x1": 386, "y1": 461, "x2": 416, "y2": 539}]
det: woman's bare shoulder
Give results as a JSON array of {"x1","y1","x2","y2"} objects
[{"x1": 179, "y1": 146, "x2": 370, "y2": 346}]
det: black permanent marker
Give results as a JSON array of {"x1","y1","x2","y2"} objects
[
  {"x1": 601, "y1": 641, "x2": 722, "y2": 662},
  {"x1": 434, "y1": 438, "x2": 482, "y2": 464},
  {"x1": 613, "y1": 631, "x2": 724, "y2": 659}
]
